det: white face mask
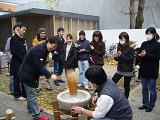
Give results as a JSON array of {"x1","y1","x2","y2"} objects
[
  {"x1": 146, "y1": 34, "x2": 153, "y2": 41},
  {"x1": 119, "y1": 40, "x2": 125, "y2": 45}
]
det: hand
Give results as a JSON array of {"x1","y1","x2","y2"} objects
[
  {"x1": 138, "y1": 50, "x2": 146, "y2": 57},
  {"x1": 50, "y1": 74, "x2": 57, "y2": 80},
  {"x1": 117, "y1": 51, "x2": 122, "y2": 55},
  {"x1": 92, "y1": 95, "x2": 98, "y2": 107},
  {"x1": 79, "y1": 49, "x2": 85, "y2": 52},
  {"x1": 90, "y1": 45, "x2": 94, "y2": 50},
  {"x1": 71, "y1": 106, "x2": 83, "y2": 114}
]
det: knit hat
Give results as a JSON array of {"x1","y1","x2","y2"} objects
[
  {"x1": 38, "y1": 28, "x2": 46, "y2": 33},
  {"x1": 79, "y1": 30, "x2": 85, "y2": 36}
]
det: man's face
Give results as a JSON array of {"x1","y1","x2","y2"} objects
[
  {"x1": 58, "y1": 31, "x2": 65, "y2": 38},
  {"x1": 14, "y1": 27, "x2": 20, "y2": 34},
  {"x1": 47, "y1": 42, "x2": 57, "y2": 52},
  {"x1": 79, "y1": 35, "x2": 85, "y2": 41},
  {"x1": 66, "y1": 37, "x2": 73, "y2": 44},
  {"x1": 40, "y1": 32, "x2": 46, "y2": 39},
  {"x1": 19, "y1": 27, "x2": 27, "y2": 37}
]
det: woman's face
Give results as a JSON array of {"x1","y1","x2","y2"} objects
[
  {"x1": 93, "y1": 36, "x2": 99, "y2": 42},
  {"x1": 66, "y1": 37, "x2": 73, "y2": 44}
]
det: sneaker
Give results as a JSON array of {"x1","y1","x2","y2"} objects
[
  {"x1": 15, "y1": 97, "x2": 26, "y2": 101},
  {"x1": 46, "y1": 86, "x2": 52, "y2": 91},
  {"x1": 77, "y1": 83, "x2": 83, "y2": 87},
  {"x1": 84, "y1": 85, "x2": 89, "y2": 90},
  {"x1": 36, "y1": 88, "x2": 41, "y2": 93},
  {"x1": 57, "y1": 79, "x2": 65, "y2": 83},
  {"x1": 138, "y1": 105, "x2": 147, "y2": 110},
  {"x1": 145, "y1": 107, "x2": 153, "y2": 112},
  {"x1": 54, "y1": 81, "x2": 60, "y2": 86}
]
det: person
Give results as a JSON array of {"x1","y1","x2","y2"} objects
[
  {"x1": 52, "y1": 27, "x2": 65, "y2": 86},
  {"x1": 32, "y1": 28, "x2": 47, "y2": 46},
  {"x1": 89, "y1": 31, "x2": 105, "y2": 66},
  {"x1": 5, "y1": 24, "x2": 20, "y2": 95},
  {"x1": 63, "y1": 33, "x2": 78, "y2": 87},
  {"x1": 112, "y1": 32, "x2": 134, "y2": 99},
  {"x1": 138, "y1": 27, "x2": 160, "y2": 112},
  {"x1": 76, "y1": 30, "x2": 90, "y2": 90},
  {"x1": 10, "y1": 23, "x2": 27, "y2": 100},
  {"x1": 71, "y1": 66, "x2": 133, "y2": 120},
  {"x1": 32, "y1": 28, "x2": 52, "y2": 91},
  {"x1": 18, "y1": 36, "x2": 59, "y2": 120}
]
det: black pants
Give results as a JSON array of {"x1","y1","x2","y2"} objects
[
  {"x1": 14, "y1": 75, "x2": 26, "y2": 98},
  {"x1": 112, "y1": 73, "x2": 132, "y2": 99}
]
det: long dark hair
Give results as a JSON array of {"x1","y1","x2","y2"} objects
[
  {"x1": 92, "y1": 31, "x2": 103, "y2": 42},
  {"x1": 145, "y1": 27, "x2": 159, "y2": 41}
]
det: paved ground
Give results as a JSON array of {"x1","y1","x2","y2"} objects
[{"x1": 0, "y1": 65, "x2": 160, "y2": 120}]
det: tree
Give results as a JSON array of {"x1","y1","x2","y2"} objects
[{"x1": 45, "y1": 0, "x2": 61, "y2": 10}]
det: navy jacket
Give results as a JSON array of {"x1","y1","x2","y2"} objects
[
  {"x1": 18, "y1": 42, "x2": 51, "y2": 88},
  {"x1": 76, "y1": 39, "x2": 90, "y2": 61}
]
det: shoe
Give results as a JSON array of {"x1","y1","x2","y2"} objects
[
  {"x1": 36, "y1": 115, "x2": 49, "y2": 120},
  {"x1": 54, "y1": 81, "x2": 60, "y2": 86},
  {"x1": 15, "y1": 97, "x2": 26, "y2": 101},
  {"x1": 77, "y1": 83, "x2": 83, "y2": 87},
  {"x1": 138, "y1": 105, "x2": 147, "y2": 110},
  {"x1": 84, "y1": 85, "x2": 89, "y2": 90},
  {"x1": 145, "y1": 107, "x2": 153, "y2": 112},
  {"x1": 36, "y1": 88, "x2": 41, "y2": 93},
  {"x1": 57, "y1": 79, "x2": 65, "y2": 83},
  {"x1": 46, "y1": 85, "x2": 52, "y2": 91}
]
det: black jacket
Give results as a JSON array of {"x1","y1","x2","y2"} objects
[
  {"x1": 90, "y1": 41, "x2": 105, "y2": 65},
  {"x1": 10, "y1": 34, "x2": 27, "y2": 76},
  {"x1": 63, "y1": 43, "x2": 78, "y2": 69},
  {"x1": 76, "y1": 39, "x2": 90, "y2": 61},
  {"x1": 138, "y1": 39, "x2": 160, "y2": 79},
  {"x1": 114, "y1": 44, "x2": 134, "y2": 72},
  {"x1": 52, "y1": 35, "x2": 65, "y2": 61},
  {"x1": 18, "y1": 42, "x2": 51, "y2": 88}
]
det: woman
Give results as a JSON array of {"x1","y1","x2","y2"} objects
[
  {"x1": 112, "y1": 32, "x2": 134, "y2": 99},
  {"x1": 138, "y1": 27, "x2": 160, "y2": 112},
  {"x1": 71, "y1": 66, "x2": 133, "y2": 120},
  {"x1": 89, "y1": 31, "x2": 105, "y2": 66}
]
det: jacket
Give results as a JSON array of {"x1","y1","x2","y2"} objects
[
  {"x1": 76, "y1": 39, "x2": 90, "y2": 61},
  {"x1": 32, "y1": 37, "x2": 45, "y2": 46},
  {"x1": 10, "y1": 34, "x2": 27, "y2": 76},
  {"x1": 52, "y1": 35, "x2": 65, "y2": 61},
  {"x1": 18, "y1": 42, "x2": 51, "y2": 88},
  {"x1": 138, "y1": 39, "x2": 160, "y2": 79},
  {"x1": 90, "y1": 41, "x2": 105, "y2": 65},
  {"x1": 114, "y1": 44, "x2": 134, "y2": 72},
  {"x1": 96, "y1": 79, "x2": 133, "y2": 120},
  {"x1": 63, "y1": 43, "x2": 78, "y2": 69}
]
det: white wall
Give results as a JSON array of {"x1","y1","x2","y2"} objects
[{"x1": 82, "y1": 29, "x2": 160, "y2": 50}]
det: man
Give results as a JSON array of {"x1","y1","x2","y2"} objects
[
  {"x1": 18, "y1": 36, "x2": 59, "y2": 120},
  {"x1": 76, "y1": 30, "x2": 90, "y2": 90},
  {"x1": 52, "y1": 27, "x2": 65, "y2": 86},
  {"x1": 5, "y1": 24, "x2": 20, "y2": 95},
  {"x1": 10, "y1": 23, "x2": 27, "y2": 100},
  {"x1": 71, "y1": 66, "x2": 133, "y2": 120}
]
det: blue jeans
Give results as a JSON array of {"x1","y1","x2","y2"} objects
[
  {"x1": 23, "y1": 83, "x2": 41, "y2": 118},
  {"x1": 54, "y1": 61, "x2": 63, "y2": 75},
  {"x1": 78, "y1": 60, "x2": 89, "y2": 86},
  {"x1": 9, "y1": 75, "x2": 14, "y2": 94},
  {"x1": 91, "y1": 117, "x2": 113, "y2": 120},
  {"x1": 140, "y1": 77, "x2": 157, "y2": 108}
]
